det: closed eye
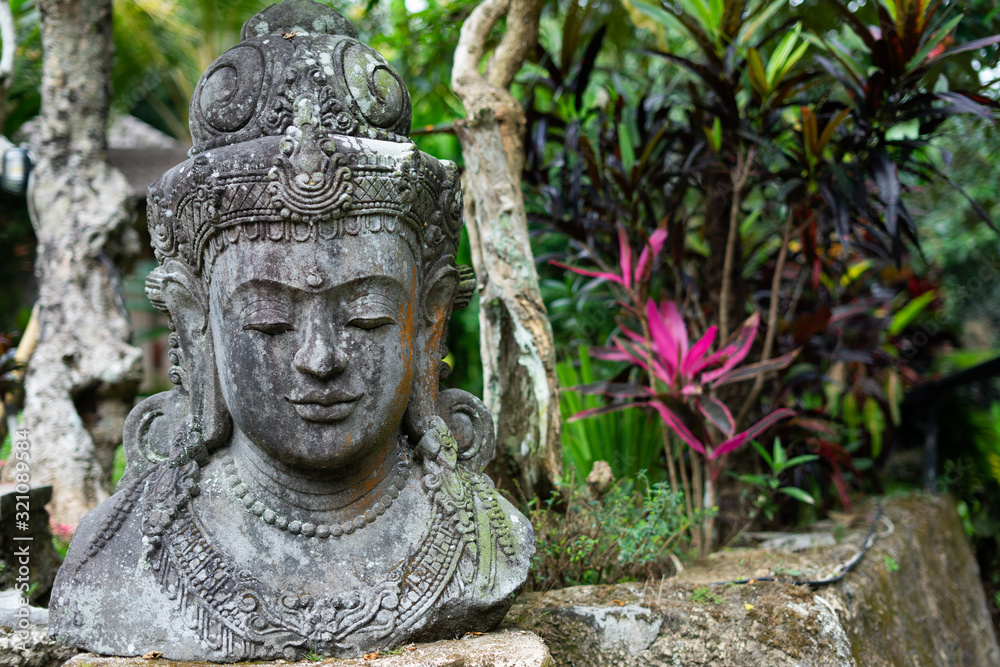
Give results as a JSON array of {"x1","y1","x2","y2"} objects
[
  {"x1": 243, "y1": 322, "x2": 295, "y2": 335},
  {"x1": 348, "y1": 316, "x2": 395, "y2": 330}
]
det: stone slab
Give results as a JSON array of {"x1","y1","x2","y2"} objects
[
  {"x1": 62, "y1": 630, "x2": 552, "y2": 667},
  {"x1": 504, "y1": 494, "x2": 998, "y2": 667}
]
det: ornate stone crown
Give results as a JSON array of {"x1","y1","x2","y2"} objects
[{"x1": 146, "y1": 0, "x2": 464, "y2": 279}]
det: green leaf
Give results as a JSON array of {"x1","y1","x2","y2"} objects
[
  {"x1": 625, "y1": 0, "x2": 685, "y2": 39},
  {"x1": 887, "y1": 290, "x2": 936, "y2": 336},
  {"x1": 703, "y1": 116, "x2": 722, "y2": 153},
  {"x1": 737, "y1": 473, "x2": 769, "y2": 486},
  {"x1": 773, "y1": 40, "x2": 810, "y2": 89},
  {"x1": 887, "y1": 371, "x2": 902, "y2": 427},
  {"x1": 677, "y1": 0, "x2": 717, "y2": 37},
  {"x1": 747, "y1": 47, "x2": 769, "y2": 96},
  {"x1": 752, "y1": 440, "x2": 774, "y2": 468},
  {"x1": 842, "y1": 392, "x2": 860, "y2": 432},
  {"x1": 736, "y1": 0, "x2": 788, "y2": 45},
  {"x1": 766, "y1": 22, "x2": 801, "y2": 88},
  {"x1": 778, "y1": 486, "x2": 815, "y2": 504},
  {"x1": 863, "y1": 397, "x2": 884, "y2": 459},
  {"x1": 620, "y1": 121, "x2": 636, "y2": 172},
  {"x1": 773, "y1": 437, "x2": 786, "y2": 468},
  {"x1": 784, "y1": 454, "x2": 820, "y2": 468},
  {"x1": 906, "y1": 13, "x2": 963, "y2": 71}
]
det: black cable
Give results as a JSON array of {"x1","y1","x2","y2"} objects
[{"x1": 707, "y1": 500, "x2": 886, "y2": 590}]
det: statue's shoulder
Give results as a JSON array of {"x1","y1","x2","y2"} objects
[{"x1": 59, "y1": 471, "x2": 151, "y2": 576}]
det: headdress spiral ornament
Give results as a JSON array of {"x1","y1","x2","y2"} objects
[{"x1": 145, "y1": 0, "x2": 467, "y2": 299}]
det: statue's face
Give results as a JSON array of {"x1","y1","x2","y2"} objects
[{"x1": 208, "y1": 230, "x2": 419, "y2": 471}]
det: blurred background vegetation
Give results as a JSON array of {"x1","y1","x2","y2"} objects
[{"x1": 2, "y1": 0, "x2": 1000, "y2": 618}]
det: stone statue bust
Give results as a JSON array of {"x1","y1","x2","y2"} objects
[{"x1": 49, "y1": 0, "x2": 534, "y2": 660}]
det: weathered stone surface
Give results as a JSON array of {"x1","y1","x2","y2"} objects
[
  {"x1": 48, "y1": 0, "x2": 533, "y2": 661},
  {"x1": 505, "y1": 494, "x2": 997, "y2": 667},
  {"x1": 62, "y1": 631, "x2": 551, "y2": 667},
  {"x1": 0, "y1": 624, "x2": 78, "y2": 667},
  {"x1": 828, "y1": 494, "x2": 999, "y2": 666},
  {"x1": 0, "y1": 589, "x2": 49, "y2": 627},
  {"x1": 508, "y1": 582, "x2": 854, "y2": 666}
]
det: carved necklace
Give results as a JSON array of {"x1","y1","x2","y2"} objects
[{"x1": 222, "y1": 440, "x2": 412, "y2": 539}]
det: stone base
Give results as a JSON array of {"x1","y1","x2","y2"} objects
[
  {"x1": 504, "y1": 494, "x2": 999, "y2": 667},
  {"x1": 62, "y1": 630, "x2": 552, "y2": 667}
]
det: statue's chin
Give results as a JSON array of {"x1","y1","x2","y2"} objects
[{"x1": 234, "y1": 423, "x2": 398, "y2": 479}]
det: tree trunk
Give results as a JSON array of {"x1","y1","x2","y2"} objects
[
  {"x1": 452, "y1": 0, "x2": 561, "y2": 500},
  {"x1": 15, "y1": 0, "x2": 142, "y2": 526}
]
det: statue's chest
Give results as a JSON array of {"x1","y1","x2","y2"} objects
[
  {"x1": 142, "y1": 461, "x2": 480, "y2": 658},
  {"x1": 190, "y1": 474, "x2": 430, "y2": 594}
]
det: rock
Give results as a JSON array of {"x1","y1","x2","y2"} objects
[
  {"x1": 0, "y1": 589, "x2": 49, "y2": 626},
  {"x1": 829, "y1": 494, "x2": 999, "y2": 666},
  {"x1": 505, "y1": 494, "x2": 998, "y2": 666},
  {"x1": 585, "y1": 461, "x2": 614, "y2": 499},
  {"x1": 758, "y1": 532, "x2": 836, "y2": 551},
  {"x1": 0, "y1": 624, "x2": 78, "y2": 667},
  {"x1": 60, "y1": 630, "x2": 551, "y2": 667},
  {"x1": 508, "y1": 583, "x2": 853, "y2": 666}
]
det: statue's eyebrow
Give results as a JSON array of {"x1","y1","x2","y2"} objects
[
  {"x1": 225, "y1": 280, "x2": 299, "y2": 314},
  {"x1": 343, "y1": 276, "x2": 406, "y2": 305},
  {"x1": 239, "y1": 297, "x2": 293, "y2": 321}
]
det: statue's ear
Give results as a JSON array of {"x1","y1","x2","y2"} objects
[
  {"x1": 404, "y1": 262, "x2": 458, "y2": 440},
  {"x1": 120, "y1": 262, "x2": 230, "y2": 487}
]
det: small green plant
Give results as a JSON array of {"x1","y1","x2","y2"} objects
[
  {"x1": 883, "y1": 556, "x2": 900, "y2": 573},
  {"x1": 689, "y1": 586, "x2": 723, "y2": 605},
  {"x1": 529, "y1": 471, "x2": 711, "y2": 590},
  {"x1": 736, "y1": 438, "x2": 819, "y2": 524},
  {"x1": 303, "y1": 642, "x2": 323, "y2": 662}
]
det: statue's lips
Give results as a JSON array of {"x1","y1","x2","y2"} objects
[{"x1": 286, "y1": 392, "x2": 362, "y2": 422}]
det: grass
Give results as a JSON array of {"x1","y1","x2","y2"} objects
[{"x1": 689, "y1": 586, "x2": 723, "y2": 605}]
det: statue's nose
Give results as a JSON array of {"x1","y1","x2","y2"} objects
[{"x1": 293, "y1": 324, "x2": 348, "y2": 379}]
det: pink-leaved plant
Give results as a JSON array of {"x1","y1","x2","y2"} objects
[{"x1": 555, "y1": 224, "x2": 797, "y2": 485}]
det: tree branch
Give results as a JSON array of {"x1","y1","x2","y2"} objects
[
  {"x1": 735, "y1": 209, "x2": 797, "y2": 428},
  {"x1": 452, "y1": 0, "x2": 543, "y2": 177},
  {"x1": 487, "y1": 0, "x2": 545, "y2": 90},
  {"x1": 718, "y1": 145, "x2": 756, "y2": 340},
  {"x1": 452, "y1": 0, "x2": 509, "y2": 92}
]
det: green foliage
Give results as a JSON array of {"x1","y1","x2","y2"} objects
[
  {"x1": 689, "y1": 586, "x2": 722, "y2": 604},
  {"x1": 529, "y1": 471, "x2": 711, "y2": 590},
  {"x1": 52, "y1": 533, "x2": 69, "y2": 560},
  {"x1": 882, "y1": 555, "x2": 899, "y2": 573},
  {"x1": 557, "y1": 347, "x2": 663, "y2": 482},
  {"x1": 1, "y1": 0, "x2": 42, "y2": 135},
  {"x1": 736, "y1": 438, "x2": 818, "y2": 524},
  {"x1": 111, "y1": 445, "x2": 127, "y2": 489},
  {"x1": 303, "y1": 642, "x2": 324, "y2": 662}
]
